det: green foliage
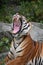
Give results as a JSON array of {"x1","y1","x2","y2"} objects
[
  {"x1": 0, "y1": 31, "x2": 13, "y2": 53},
  {"x1": 0, "y1": 36, "x2": 10, "y2": 52},
  {"x1": 0, "y1": 5, "x2": 12, "y2": 23},
  {"x1": 0, "y1": 0, "x2": 43, "y2": 23},
  {"x1": 0, "y1": 58, "x2": 5, "y2": 65},
  {"x1": 19, "y1": 1, "x2": 43, "y2": 23}
]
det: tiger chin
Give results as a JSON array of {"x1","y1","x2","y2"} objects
[{"x1": 0, "y1": 13, "x2": 43, "y2": 65}]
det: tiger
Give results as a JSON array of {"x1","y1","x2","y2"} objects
[{"x1": 0, "y1": 13, "x2": 43, "y2": 65}]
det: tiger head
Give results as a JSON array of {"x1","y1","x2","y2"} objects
[{"x1": 11, "y1": 13, "x2": 32, "y2": 38}]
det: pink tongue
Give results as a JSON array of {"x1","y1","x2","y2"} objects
[
  {"x1": 12, "y1": 21, "x2": 21, "y2": 33},
  {"x1": 13, "y1": 26, "x2": 20, "y2": 33}
]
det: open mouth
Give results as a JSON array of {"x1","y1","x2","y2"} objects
[{"x1": 12, "y1": 21, "x2": 21, "y2": 34}]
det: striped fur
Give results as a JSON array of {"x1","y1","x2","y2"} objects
[
  {"x1": 0, "y1": 13, "x2": 43, "y2": 65},
  {"x1": 6, "y1": 35, "x2": 43, "y2": 65}
]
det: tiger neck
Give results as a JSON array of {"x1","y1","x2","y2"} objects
[
  {"x1": 14, "y1": 36, "x2": 24, "y2": 43},
  {"x1": 14, "y1": 36, "x2": 24, "y2": 49}
]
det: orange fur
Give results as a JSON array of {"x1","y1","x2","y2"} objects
[
  {"x1": 6, "y1": 35, "x2": 43, "y2": 65},
  {"x1": 0, "y1": 35, "x2": 43, "y2": 65}
]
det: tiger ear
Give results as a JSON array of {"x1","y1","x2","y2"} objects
[
  {"x1": 28, "y1": 22, "x2": 32, "y2": 30},
  {"x1": 28, "y1": 22, "x2": 32, "y2": 26}
]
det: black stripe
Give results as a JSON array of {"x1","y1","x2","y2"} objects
[
  {"x1": 16, "y1": 36, "x2": 27, "y2": 53},
  {"x1": 21, "y1": 24, "x2": 30, "y2": 33},
  {"x1": 14, "y1": 38, "x2": 23, "y2": 49},
  {"x1": 32, "y1": 59, "x2": 33, "y2": 63},
  {"x1": 16, "y1": 49, "x2": 23, "y2": 53},
  {"x1": 13, "y1": 36, "x2": 25, "y2": 49},
  {"x1": 18, "y1": 35, "x2": 26, "y2": 45},
  {"x1": 39, "y1": 57, "x2": 41, "y2": 65},
  {"x1": 24, "y1": 24, "x2": 27, "y2": 27},
  {"x1": 14, "y1": 46, "x2": 16, "y2": 49},
  {"x1": 35, "y1": 58, "x2": 37, "y2": 65},
  {"x1": 17, "y1": 24, "x2": 30, "y2": 37},
  {"x1": 10, "y1": 51, "x2": 14, "y2": 55},
  {"x1": 24, "y1": 23, "x2": 30, "y2": 28},
  {"x1": 7, "y1": 55, "x2": 12, "y2": 60},
  {"x1": 15, "y1": 36, "x2": 23, "y2": 40}
]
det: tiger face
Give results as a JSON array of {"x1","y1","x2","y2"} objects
[{"x1": 12, "y1": 13, "x2": 31, "y2": 38}]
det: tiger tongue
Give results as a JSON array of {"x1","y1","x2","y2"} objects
[
  {"x1": 12, "y1": 21, "x2": 21, "y2": 34},
  {"x1": 13, "y1": 26, "x2": 20, "y2": 33}
]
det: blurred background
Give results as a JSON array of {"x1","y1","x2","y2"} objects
[
  {"x1": 0, "y1": 0, "x2": 43, "y2": 62},
  {"x1": 0, "y1": 0, "x2": 43, "y2": 23}
]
